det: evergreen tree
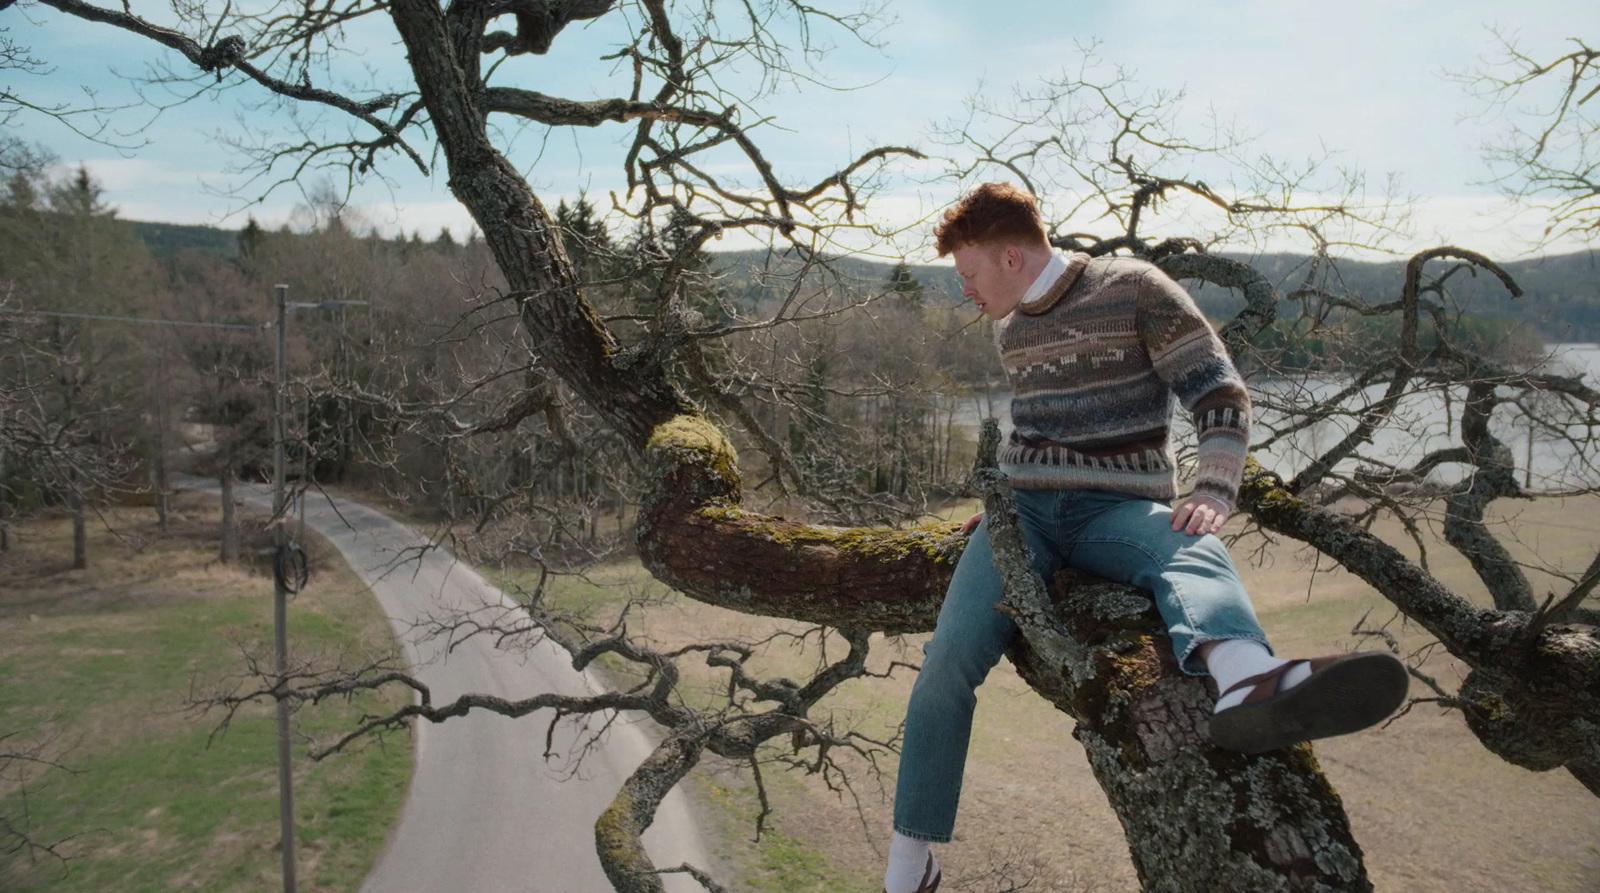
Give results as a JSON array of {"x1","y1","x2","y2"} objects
[
  {"x1": 885, "y1": 259, "x2": 924, "y2": 308},
  {"x1": 555, "y1": 193, "x2": 612, "y2": 282},
  {"x1": 237, "y1": 215, "x2": 265, "y2": 268}
]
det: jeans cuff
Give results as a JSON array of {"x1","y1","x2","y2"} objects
[
  {"x1": 892, "y1": 825, "x2": 952, "y2": 844},
  {"x1": 1180, "y1": 633, "x2": 1274, "y2": 676}
]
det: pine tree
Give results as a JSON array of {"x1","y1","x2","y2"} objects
[
  {"x1": 885, "y1": 259, "x2": 924, "y2": 308},
  {"x1": 556, "y1": 193, "x2": 612, "y2": 281},
  {"x1": 237, "y1": 215, "x2": 265, "y2": 266}
]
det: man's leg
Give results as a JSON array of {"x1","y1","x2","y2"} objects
[
  {"x1": 1063, "y1": 494, "x2": 1266, "y2": 671},
  {"x1": 888, "y1": 492, "x2": 1062, "y2": 890},
  {"x1": 1063, "y1": 493, "x2": 1407, "y2": 752}
]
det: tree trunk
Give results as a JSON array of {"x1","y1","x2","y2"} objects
[
  {"x1": 152, "y1": 421, "x2": 169, "y2": 532},
  {"x1": 0, "y1": 415, "x2": 9, "y2": 553},
  {"x1": 153, "y1": 354, "x2": 169, "y2": 531},
  {"x1": 70, "y1": 471, "x2": 86, "y2": 570},
  {"x1": 1007, "y1": 572, "x2": 1371, "y2": 892},
  {"x1": 152, "y1": 453, "x2": 169, "y2": 531},
  {"x1": 220, "y1": 462, "x2": 238, "y2": 563}
]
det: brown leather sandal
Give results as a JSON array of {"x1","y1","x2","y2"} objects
[
  {"x1": 1209, "y1": 651, "x2": 1409, "y2": 755},
  {"x1": 884, "y1": 852, "x2": 941, "y2": 893}
]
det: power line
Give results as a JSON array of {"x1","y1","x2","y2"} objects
[{"x1": 0, "y1": 308, "x2": 264, "y2": 331}]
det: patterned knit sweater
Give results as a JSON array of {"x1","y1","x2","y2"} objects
[{"x1": 994, "y1": 252, "x2": 1252, "y2": 511}]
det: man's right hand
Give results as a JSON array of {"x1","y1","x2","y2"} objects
[{"x1": 960, "y1": 512, "x2": 984, "y2": 534}]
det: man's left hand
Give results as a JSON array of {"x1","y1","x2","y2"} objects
[{"x1": 1171, "y1": 496, "x2": 1229, "y2": 536}]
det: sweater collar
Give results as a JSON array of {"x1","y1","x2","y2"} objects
[{"x1": 1018, "y1": 251, "x2": 1090, "y2": 316}]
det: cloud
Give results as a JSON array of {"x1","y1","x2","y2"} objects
[{"x1": 52, "y1": 157, "x2": 217, "y2": 191}]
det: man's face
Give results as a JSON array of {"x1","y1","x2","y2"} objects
[{"x1": 952, "y1": 243, "x2": 1025, "y2": 320}]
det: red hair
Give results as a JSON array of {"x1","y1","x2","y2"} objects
[{"x1": 934, "y1": 183, "x2": 1048, "y2": 257}]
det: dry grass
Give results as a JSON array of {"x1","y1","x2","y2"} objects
[{"x1": 533, "y1": 495, "x2": 1600, "y2": 893}]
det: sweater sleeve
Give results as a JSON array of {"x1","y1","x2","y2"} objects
[{"x1": 1134, "y1": 264, "x2": 1252, "y2": 511}]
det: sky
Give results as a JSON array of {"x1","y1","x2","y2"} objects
[{"x1": 4, "y1": 0, "x2": 1598, "y2": 261}]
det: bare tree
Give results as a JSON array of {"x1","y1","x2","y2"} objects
[
  {"x1": 14, "y1": 4, "x2": 1599, "y2": 892},
  {"x1": 931, "y1": 57, "x2": 1600, "y2": 798},
  {"x1": 0, "y1": 161, "x2": 142, "y2": 568},
  {"x1": 164, "y1": 255, "x2": 273, "y2": 562},
  {"x1": 1454, "y1": 30, "x2": 1600, "y2": 247}
]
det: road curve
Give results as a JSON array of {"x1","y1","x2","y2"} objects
[{"x1": 176, "y1": 476, "x2": 711, "y2": 893}]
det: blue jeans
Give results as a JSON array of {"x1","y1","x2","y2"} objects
[{"x1": 892, "y1": 488, "x2": 1269, "y2": 842}]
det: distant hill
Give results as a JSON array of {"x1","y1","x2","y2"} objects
[
  {"x1": 124, "y1": 216, "x2": 1599, "y2": 341},
  {"x1": 1198, "y1": 250, "x2": 1600, "y2": 342},
  {"x1": 130, "y1": 220, "x2": 239, "y2": 261},
  {"x1": 706, "y1": 247, "x2": 1600, "y2": 342}
]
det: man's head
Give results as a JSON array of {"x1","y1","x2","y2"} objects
[{"x1": 935, "y1": 182, "x2": 1053, "y2": 319}]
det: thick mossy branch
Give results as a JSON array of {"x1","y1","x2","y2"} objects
[
  {"x1": 637, "y1": 413, "x2": 962, "y2": 632},
  {"x1": 971, "y1": 421, "x2": 1093, "y2": 682},
  {"x1": 1000, "y1": 584, "x2": 1374, "y2": 893},
  {"x1": 970, "y1": 420, "x2": 1372, "y2": 890},
  {"x1": 1238, "y1": 459, "x2": 1518, "y2": 665},
  {"x1": 1240, "y1": 459, "x2": 1600, "y2": 786},
  {"x1": 595, "y1": 727, "x2": 706, "y2": 893}
]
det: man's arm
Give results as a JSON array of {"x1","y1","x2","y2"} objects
[{"x1": 1135, "y1": 264, "x2": 1252, "y2": 534}]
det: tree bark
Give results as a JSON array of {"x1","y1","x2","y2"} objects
[
  {"x1": 1003, "y1": 572, "x2": 1372, "y2": 891},
  {"x1": 69, "y1": 466, "x2": 86, "y2": 570},
  {"x1": 0, "y1": 412, "x2": 9, "y2": 553},
  {"x1": 1239, "y1": 461, "x2": 1600, "y2": 788},
  {"x1": 388, "y1": 0, "x2": 694, "y2": 453},
  {"x1": 152, "y1": 360, "x2": 169, "y2": 531},
  {"x1": 220, "y1": 461, "x2": 237, "y2": 563},
  {"x1": 595, "y1": 727, "x2": 707, "y2": 893}
]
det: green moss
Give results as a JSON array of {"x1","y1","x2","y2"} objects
[
  {"x1": 594, "y1": 789, "x2": 645, "y2": 872},
  {"x1": 646, "y1": 414, "x2": 740, "y2": 488},
  {"x1": 691, "y1": 507, "x2": 961, "y2": 563},
  {"x1": 1106, "y1": 646, "x2": 1162, "y2": 694},
  {"x1": 1474, "y1": 693, "x2": 1514, "y2": 723}
]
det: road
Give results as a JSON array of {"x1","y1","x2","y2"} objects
[{"x1": 176, "y1": 476, "x2": 711, "y2": 893}]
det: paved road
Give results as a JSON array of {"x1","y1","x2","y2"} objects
[{"x1": 176, "y1": 476, "x2": 710, "y2": 893}]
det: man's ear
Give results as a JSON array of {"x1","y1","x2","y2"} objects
[{"x1": 1000, "y1": 245, "x2": 1020, "y2": 270}]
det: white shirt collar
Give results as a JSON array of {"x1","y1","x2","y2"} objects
[{"x1": 1019, "y1": 249, "x2": 1070, "y2": 306}]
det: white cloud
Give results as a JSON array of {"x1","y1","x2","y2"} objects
[
  {"x1": 27, "y1": 0, "x2": 1596, "y2": 267},
  {"x1": 377, "y1": 200, "x2": 483, "y2": 241},
  {"x1": 52, "y1": 157, "x2": 217, "y2": 192}
]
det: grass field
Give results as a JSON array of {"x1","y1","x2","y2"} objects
[
  {"x1": 0, "y1": 494, "x2": 411, "y2": 893},
  {"x1": 509, "y1": 495, "x2": 1600, "y2": 893}
]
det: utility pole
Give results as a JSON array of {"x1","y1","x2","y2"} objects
[
  {"x1": 267, "y1": 285, "x2": 367, "y2": 893},
  {"x1": 272, "y1": 282, "x2": 296, "y2": 893}
]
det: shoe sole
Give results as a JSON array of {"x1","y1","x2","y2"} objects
[{"x1": 1209, "y1": 652, "x2": 1410, "y2": 755}]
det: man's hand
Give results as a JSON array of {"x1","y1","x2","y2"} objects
[
  {"x1": 1171, "y1": 496, "x2": 1229, "y2": 536},
  {"x1": 960, "y1": 512, "x2": 984, "y2": 534}
]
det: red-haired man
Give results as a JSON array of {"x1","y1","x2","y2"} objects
[{"x1": 881, "y1": 183, "x2": 1409, "y2": 893}]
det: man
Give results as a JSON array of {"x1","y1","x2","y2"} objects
[{"x1": 881, "y1": 183, "x2": 1410, "y2": 893}]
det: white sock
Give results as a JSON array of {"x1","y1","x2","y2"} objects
[
  {"x1": 1204, "y1": 638, "x2": 1311, "y2": 713},
  {"x1": 884, "y1": 832, "x2": 937, "y2": 893}
]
